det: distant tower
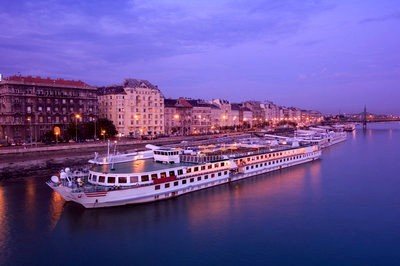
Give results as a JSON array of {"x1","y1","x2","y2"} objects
[{"x1": 362, "y1": 105, "x2": 367, "y2": 129}]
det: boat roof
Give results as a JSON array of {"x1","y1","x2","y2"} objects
[{"x1": 90, "y1": 159, "x2": 195, "y2": 175}]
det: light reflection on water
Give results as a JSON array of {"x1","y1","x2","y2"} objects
[
  {"x1": 49, "y1": 191, "x2": 64, "y2": 231},
  {"x1": 0, "y1": 185, "x2": 8, "y2": 255}
]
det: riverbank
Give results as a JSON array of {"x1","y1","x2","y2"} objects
[{"x1": 0, "y1": 133, "x2": 247, "y2": 180}]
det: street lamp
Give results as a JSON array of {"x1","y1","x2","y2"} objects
[
  {"x1": 101, "y1": 129, "x2": 106, "y2": 141},
  {"x1": 94, "y1": 117, "x2": 97, "y2": 141},
  {"x1": 27, "y1": 117, "x2": 32, "y2": 148},
  {"x1": 75, "y1": 114, "x2": 81, "y2": 142}
]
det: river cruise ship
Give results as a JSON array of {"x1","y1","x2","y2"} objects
[{"x1": 47, "y1": 140, "x2": 321, "y2": 208}]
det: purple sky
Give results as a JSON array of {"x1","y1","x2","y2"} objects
[{"x1": 1, "y1": 0, "x2": 399, "y2": 114}]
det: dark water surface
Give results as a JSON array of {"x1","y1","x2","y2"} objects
[{"x1": 1, "y1": 123, "x2": 400, "y2": 266}]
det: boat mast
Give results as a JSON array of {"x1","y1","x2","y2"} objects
[{"x1": 107, "y1": 139, "x2": 110, "y2": 162}]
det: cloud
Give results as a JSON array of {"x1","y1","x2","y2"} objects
[
  {"x1": 359, "y1": 12, "x2": 400, "y2": 24},
  {"x1": 294, "y1": 39, "x2": 323, "y2": 47}
]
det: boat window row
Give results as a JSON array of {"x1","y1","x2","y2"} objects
[
  {"x1": 90, "y1": 167, "x2": 189, "y2": 185},
  {"x1": 154, "y1": 171, "x2": 229, "y2": 190},
  {"x1": 90, "y1": 174, "x2": 139, "y2": 184},
  {"x1": 141, "y1": 169, "x2": 186, "y2": 183},
  {"x1": 154, "y1": 150, "x2": 179, "y2": 156},
  {"x1": 246, "y1": 150, "x2": 302, "y2": 162},
  {"x1": 244, "y1": 153, "x2": 316, "y2": 170},
  {"x1": 186, "y1": 162, "x2": 226, "y2": 174}
]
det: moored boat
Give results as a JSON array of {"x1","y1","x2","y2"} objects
[{"x1": 47, "y1": 139, "x2": 322, "y2": 208}]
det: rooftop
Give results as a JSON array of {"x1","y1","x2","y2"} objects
[
  {"x1": 0, "y1": 75, "x2": 94, "y2": 89},
  {"x1": 97, "y1": 85, "x2": 126, "y2": 95}
]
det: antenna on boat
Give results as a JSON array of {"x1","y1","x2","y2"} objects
[{"x1": 111, "y1": 141, "x2": 117, "y2": 171}]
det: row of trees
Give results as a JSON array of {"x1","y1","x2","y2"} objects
[{"x1": 41, "y1": 118, "x2": 118, "y2": 143}]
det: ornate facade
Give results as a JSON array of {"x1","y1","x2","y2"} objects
[
  {"x1": 98, "y1": 79, "x2": 164, "y2": 137},
  {"x1": 0, "y1": 75, "x2": 98, "y2": 143}
]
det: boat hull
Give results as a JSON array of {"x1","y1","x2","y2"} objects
[{"x1": 49, "y1": 151, "x2": 321, "y2": 208}]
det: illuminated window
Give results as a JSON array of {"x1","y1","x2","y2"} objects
[
  {"x1": 118, "y1": 177, "x2": 127, "y2": 183},
  {"x1": 130, "y1": 176, "x2": 138, "y2": 183}
]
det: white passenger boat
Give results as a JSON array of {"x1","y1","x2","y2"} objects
[
  {"x1": 47, "y1": 141, "x2": 322, "y2": 208},
  {"x1": 297, "y1": 127, "x2": 347, "y2": 148},
  {"x1": 344, "y1": 124, "x2": 356, "y2": 132}
]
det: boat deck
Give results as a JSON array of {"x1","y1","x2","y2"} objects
[{"x1": 90, "y1": 159, "x2": 196, "y2": 174}]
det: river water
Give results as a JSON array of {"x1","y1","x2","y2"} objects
[{"x1": 1, "y1": 123, "x2": 399, "y2": 266}]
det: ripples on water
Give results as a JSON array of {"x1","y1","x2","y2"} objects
[{"x1": 1, "y1": 123, "x2": 400, "y2": 266}]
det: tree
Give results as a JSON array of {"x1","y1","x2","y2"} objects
[
  {"x1": 97, "y1": 118, "x2": 118, "y2": 139},
  {"x1": 66, "y1": 118, "x2": 118, "y2": 141}
]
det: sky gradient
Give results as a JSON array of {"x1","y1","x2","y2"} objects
[{"x1": 1, "y1": 0, "x2": 399, "y2": 114}]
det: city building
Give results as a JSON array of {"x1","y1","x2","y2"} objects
[
  {"x1": 263, "y1": 101, "x2": 281, "y2": 122},
  {"x1": 0, "y1": 74, "x2": 98, "y2": 143},
  {"x1": 164, "y1": 98, "x2": 192, "y2": 135},
  {"x1": 98, "y1": 79, "x2": 164, "y2": 137},
  {"x1": 243, "y1": 101, "x2": 265, "y2": 127},
  {"x1": 301, "y1": 110, "x2": 324, "y2": 124},
  {"x1": 211, "y1": 99, "x2": 238, "y2": 128},
  {"x1": 231, "y1": 103, "x2": 253, "y2": 128},
  {"x1": 186, "y1": 99, "x2": 219, "y2": 134}
]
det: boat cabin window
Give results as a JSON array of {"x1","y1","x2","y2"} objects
[
  {"x1": 194, "y1": 167, "x2": 199, "y2": 172},
  {"x1": 221, "y1": 162, "x2": 225, "y2": 166},
  {"x1": 160, "y1": 172, "x2": 167, "y2": 178},
  {"x1": 151, "y1": 173, "x2": 158, "y2": 180},
  {"x1": 214, "y1": 163, "x2": 219, "y2": 168},
  {"x1": 207, "y1": 165, "x2": 212, "y2": 169},
  {"x1": 130, "y1": 176, "x2": 138, "y2": 183},
  {"x1": 141, "y1": 175, "x2": 149, "y2": 182},
  {"x1": 99, "y1": 176, "x2": 105, "y2": 183},
  {"x1": 187, "y1": 168, "x2": 192, "y2": 173},
  {"x1": 92, "y1": 175, "x2": 98, "y2": 182},
  {"x1": 165, "y1": 183, "x2": 170, "y2": 188},
  {"x1": 177, "y1": 169, "x2": 183, "y2": 175},
  {"x1": 169, "y1": 171, "x2": 175, "y2": 177},
  {"x1": 201, "y1": 166, "x2": 205, "y2": 170},
  {"x1": 118, "y1": 177, "x2": 127, "y2": 184},
  {"x1": 107, "y1": 177, "x2": 116, "y2": 184}
]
